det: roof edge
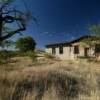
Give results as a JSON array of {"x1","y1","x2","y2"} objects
[{"x1": 45, "y1": 35, "x2": 99, "y2": 47}]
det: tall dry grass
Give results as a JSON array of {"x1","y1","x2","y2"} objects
[{"x1": 0, "y1": 58, "x2": 100, "y2": 100}]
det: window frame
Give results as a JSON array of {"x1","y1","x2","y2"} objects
[
  {"x1": 52, "y1": 47, "x2": 56, "y2": 54},
  {"x1": 59, "y1": 46, "x2": 63, "y2": 54},
  {"x1": 74, "y1": 45, "x2": 79, "y2": 54},
  {"x1": 95, "y1": 44, "x2": 100, "y2": 53}
]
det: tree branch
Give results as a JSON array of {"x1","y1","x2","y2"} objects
[
  {"x1": 0, "y1": 26, "x2": 26, "y2": 41},
  {"x1": 0, "y1": 15, "x2": 26, "y2": 41}
]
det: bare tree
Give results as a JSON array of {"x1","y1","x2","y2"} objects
[{"x1": 0, "y1": 0, "x2": 32, "y2": 42}]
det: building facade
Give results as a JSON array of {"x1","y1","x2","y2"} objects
[{"x1": 45, "y1": 35, "x2": 100, "y2": 60}]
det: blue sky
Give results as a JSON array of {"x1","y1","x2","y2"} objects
[{"x1": 12, "y1": 0, "x2": 100, "y2": 49}]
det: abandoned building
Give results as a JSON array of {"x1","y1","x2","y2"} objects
[{"x1": 45, "y1": 35, "x2": 100, "y2": 60}]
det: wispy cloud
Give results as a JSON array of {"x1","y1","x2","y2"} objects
[{"x1": 42, "y1": 31, "x2": 70, "y2": 37}]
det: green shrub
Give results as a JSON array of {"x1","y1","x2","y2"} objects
[
  {"x1": 0, "y1": 50, "x2": 20, "y2": 64},
  {"x1": 16, "y1": 36, "x2": 36, "y2": 52},
  {"x1": 0, "y1": 51, "x2": 12, "y2": 61}
]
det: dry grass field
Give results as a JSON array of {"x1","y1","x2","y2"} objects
[{"x1": 0, "y1": 57, "x2": 100, "y2": 100}]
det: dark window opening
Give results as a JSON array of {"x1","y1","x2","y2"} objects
[
  {"x1": 52, "y1": 47, "x2": 56, "y2": 54},
  {"x1": 84, "y1": 48, "x2": 89, "y2": 57},
  {"x1": 74, "y1": 45, "x2": 79, "y2": 54},
  {"x1": 59, "y1": 46, "x2": 63, "y2": 54},
  {"x1": 95, "y1": 44, "x2": 100, "y2": 53}
]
